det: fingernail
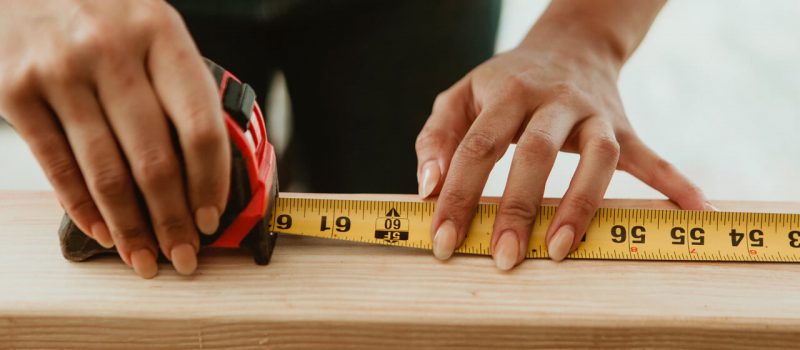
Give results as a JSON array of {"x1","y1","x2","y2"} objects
[
  {"x1": 170, "y1": 243, "x2": 198, "y2": 276},
  {"x1": 131, "y1": 249, "x2": 158, "y2": 279},
  {"x1": 91, "y1": 222, "x2": 115, "y2": 249},
  {"x1": 704, "y1": 201, "x2": 719, "y2": 211},
  {"x1": 195, "y1": 206, "x2": 220, "y2": 235},
  {"x1": 494, "y1": 230, "x2": 519, "y2": 271},
  {"x1": 548, "y1": 225, "x2": 575, "y2": 262},
  {"x1": 419, "y1": 161, "x2": 441, "y2": 199},
  {"x1": 433, "y1": 220, "x2": 457, "y2": 260}
]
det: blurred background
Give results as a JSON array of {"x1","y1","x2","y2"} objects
[{"x1": 1, "y1": 0, "x2": 799, "y2": 202}]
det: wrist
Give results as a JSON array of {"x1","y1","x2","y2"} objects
[{"x1": 518, "y1": 14, "x2": 629, "y2": 75}]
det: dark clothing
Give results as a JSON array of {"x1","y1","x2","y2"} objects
[{"x1": 170, "y1": 0, "x2": 500, "y2": 193}]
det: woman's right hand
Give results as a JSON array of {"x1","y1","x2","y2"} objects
[{"x1": 0, "y1": 0, "x2": 230, "y2": 278}]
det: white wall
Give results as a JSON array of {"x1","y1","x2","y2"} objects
[
  {"x1": 486, "y1": 0, "x2": 800, "y2": 201},
  {"x1": 2, "y1": 0, "x2": 800, "y2": 203}
]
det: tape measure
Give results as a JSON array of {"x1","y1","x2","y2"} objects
[{"x1": 269, "y1": 197, "x2": 800, "y2": 262}]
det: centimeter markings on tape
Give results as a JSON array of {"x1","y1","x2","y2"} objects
[{"x1": 267, "y1": 197, "x2": 800, "y2": 262}]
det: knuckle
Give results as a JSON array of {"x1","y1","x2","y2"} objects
[
  {"x1": 113, "y1": 224, "x2": 150, "y2": 241},
  {"x1": 499, "y1": 198, "x2": 537, "y2": 223},
  {"x1": 550, "y1": 81, "x2": 582, "y2": 102},
  {"x1": 634, "y1": 157, "x2": 676, "y2": 185},
  {"x1": 518, "y1": 128, "x2": 558, "y2": 158},
  {"x1": 654, "y1": 158, "x2": 677, "y2": 176},
  {"x1": 43, "y1": 154, "x2": 81, "y2": 189},
  {"x1": 90, "y1": 169, "x2": 130, "y2": 199},
  {"x1": 64, "y1": 197, "x2": 98, "y2": 220},
  {"x1": 588, "y1": 136, "x2": 621, "y2": 161},
  {"x1": 75, "y1": 21, "x2": 116, "y2": 53},
  {"x1": 431, "y1": 92, "x2": 449, "y2": 109},
  {"x1": 414, "y1": 131, "x2": 437, "y2": 153},
  {"x1": 157, "y1": 1, "x2": 185, "y2": 26},
  {"x1": 40, "y1": 30, "x2": 113, "y2": 83},
  {"x1": 133, "y1": 150, "x2": 179, "y2": 189},
  {"x1": 179, "y1": 102, "x2": 226, "y2": 149},
  {"x1": 439, "y1": 188, "x2": 475, "y2": 214},
  {"x1": 39, "y1": 52, "x2": 83, "y2": 84},
  {"x1": 431, "y1": 90, "x2": 458, "y2": 112},
  {"x1": 503, "y1": 73, "x2": 533, "y2": 96},
  {"x1": 153, "y1": 215, "x2": 192, "y2": 238},
  {"x1": 416, "y1": 125, "x2": 460, "y2": 155},
  {"x1": 458, "y1": 131, "x2": 500, "y2": 162},
  {"x1": 111, "y1": 70, "x2": 138, "y2": 95},
  {"x1": 564, "y1": 193, "x2": 599, "y2": 219},
  {"x1": 0, "y1": 68, "x2": 35, "y2": 104},
  {"x1": 415, "y1": 129, "x2": 451, "y2": 154},
  {"x1": 131, "y1": 0, "x2": 181, "y2": 36},
  {"x1": 185, "y1": 121, "x2": 225, "y2": 152}
]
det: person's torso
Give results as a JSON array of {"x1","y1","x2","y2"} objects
[{"x1": 169, "y1": 0, "x2": 367, "y2": 22}]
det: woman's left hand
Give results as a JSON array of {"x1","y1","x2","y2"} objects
[{"x1": 415, "y1": 36, "x2": 710, "y2": 270}]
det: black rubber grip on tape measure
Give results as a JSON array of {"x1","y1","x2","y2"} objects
[
  {"x1": 223, "y1": 79, "x2": 256, "y2": 131},
  {"x1": 207, "y1": 59, "x2": 225, "y2": 86}
]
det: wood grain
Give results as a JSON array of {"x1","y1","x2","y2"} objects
[{"x1": 2, "y1": 192, "x2": 800, "y2": 349}]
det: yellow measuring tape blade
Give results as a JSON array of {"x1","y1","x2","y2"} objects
[{"x1": 268, "y1": 197, "x2": 800, "y2": 262}]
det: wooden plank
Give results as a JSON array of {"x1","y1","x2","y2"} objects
[{"x1": 2, "y1": 191, "x2": 800, "y2": 349}]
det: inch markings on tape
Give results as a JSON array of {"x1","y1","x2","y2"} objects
[{"x1": 268, "y1": 197, "x2": 800, "y2": 262}]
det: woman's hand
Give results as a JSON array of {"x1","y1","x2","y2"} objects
[
  {"x1": 0, "y1": 0, "x2": 230, "y2": 278},
  {"x1": 416, "y1": 0, "x2": 710, "y2": 270}
]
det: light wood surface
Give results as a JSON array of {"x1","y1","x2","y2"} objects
[{"x1": 2, "y1": 192, "x2": 800, "y2": 349}]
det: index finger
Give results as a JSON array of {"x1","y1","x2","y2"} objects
[
  {"x1": 147, "y1": 8, "x2": 230, "y2": 236},
  {"x1": 431, "y1": 101, "x2": 528, "y2": 260}
]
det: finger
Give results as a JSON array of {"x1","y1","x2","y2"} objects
[
  {"x1": 147, "y1": 10, "x2": 230, "y2": 236},
  {"x1": 491, "y1": 104, "x2": 577, "y2": 270},
  {"x1": 617, "y1": 134, "x2": 709, "y2": 210},
  {"x1": 1, "y1": 95, "x2": 110, "y2": 247},
  {"x1": 431, "y1": 101, "x2": 529, "y2": 260},
  {"x1": 47, "y1": 85, "x2": 158, "y2": 278},
  {"x1": 97, "y1": 62, "x2": 199, "y2": 276},
  {"x1": 547, "y1": 118, "x2": 620, "y2": 261},
  {"x1": 415, "y1": 77, "x2": 473, "y2": 199}
]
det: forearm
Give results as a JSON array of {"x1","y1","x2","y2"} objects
[{"x1": 521, "y1": 0, "x2": 666, "y2": 71}]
